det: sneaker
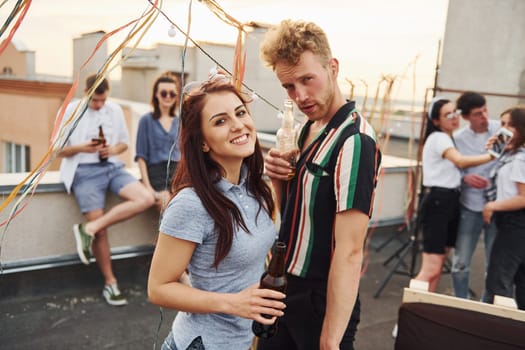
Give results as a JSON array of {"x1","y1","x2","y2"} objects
[
  {"x1": 102, "y1": 283, "x2": 128, "y2": 306},
  {"x1": 73, "y1": 223, "x2": 93, "y2": 265},
  {"x1": 392, "y1": 323, "x2": 398, "y2": 338}
]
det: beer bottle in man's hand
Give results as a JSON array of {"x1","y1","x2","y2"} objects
[
  {"x1": 98, "y1": 125, "x2": 108, "y2": 162},
  {"x1": 252, "y1": 241, "x2": 287, "y2": 339},
  {"x1": 276, "y1": 99, "x2": 298, "y2": 178}
]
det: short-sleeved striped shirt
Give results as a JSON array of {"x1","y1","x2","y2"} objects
[{"x1": 279, "y1": 101, "x2": 381, "y2": 280}]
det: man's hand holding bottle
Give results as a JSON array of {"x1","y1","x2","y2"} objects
[
  {"x1": 264, "y1": 148, "x2": 299, "y2": 181},
  {"x1": 267, "y1": 99, "x2": 300, "y2": 180}
]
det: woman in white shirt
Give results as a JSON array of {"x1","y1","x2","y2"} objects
[
  {"x1": 482, "y1": 106, "x2": 525, "y2": 310},
  {"x1": 415, "y1": 97, "x2": 494, "y2": 292}
]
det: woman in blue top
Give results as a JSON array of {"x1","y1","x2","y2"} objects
[
  {"x1": 148, "y1": 78, "x2": 286, "y2": 350},
  {"x1": 136, "y1": 74, "x2": 181, "y2": 210}
]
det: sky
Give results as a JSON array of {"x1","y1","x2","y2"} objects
[{"x1": 1, "y1": 0, "x2": 450, "y2": 104}]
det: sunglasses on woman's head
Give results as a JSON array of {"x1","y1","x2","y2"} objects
[
  {"x1": 182, "y1": 73, "x2": 231, "y2": 96},
  {"x1": 181, "y1": 73, "x2": 253, "y2": 106},
  {"x1": 160, "y1": 90, "x2": 177, "y2": 98}
]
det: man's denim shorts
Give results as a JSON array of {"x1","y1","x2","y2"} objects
[{"x1": 72, "y1": 162, "x2": 137, "y2": 213}]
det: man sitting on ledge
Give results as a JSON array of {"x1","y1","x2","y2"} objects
[{"x1": 57, "y1": 74, "x2": 155, "y2": 306}]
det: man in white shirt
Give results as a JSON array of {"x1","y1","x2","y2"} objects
[
  {"x1": 58, "y1": 74, "x2": 155, "y2": 306},
  {"x1": 452, "y1": 92, "x2": 499, "y2": 299}
]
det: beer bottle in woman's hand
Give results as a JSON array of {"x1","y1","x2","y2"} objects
[{"x1": 252, "y1": 241, "x2": 287, "y2": 339}]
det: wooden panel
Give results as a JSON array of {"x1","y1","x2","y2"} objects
[{"x1": 402, "y1": 288, "x2": 525, "y2": 322}]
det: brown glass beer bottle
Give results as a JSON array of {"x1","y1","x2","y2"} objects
[
  {"x1": 98, "y1": 125, "x2": 108, "y2": 162},
  {"x1": 252, "y1": 241, "x2": 287, "y2": 339}
]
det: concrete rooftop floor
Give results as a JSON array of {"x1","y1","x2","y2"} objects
[{"x1": 0, "y1": 225, "x2": 489, "y2": 350}]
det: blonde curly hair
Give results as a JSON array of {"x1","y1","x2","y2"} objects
[{"x1": 259, "y1": 19, "x2": 332, "y2": 70}]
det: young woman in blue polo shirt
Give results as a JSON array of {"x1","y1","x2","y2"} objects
[
  {"x1": 415, "y1": 97, "x2": 494, "y2": 292},
  {"x1": 148, "y1": 79, "x2": 286, "y2": 350}
]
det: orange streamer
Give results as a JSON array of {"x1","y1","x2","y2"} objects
[{"x1": 0, "y1": 0, "x2": 32, "y2": 55}]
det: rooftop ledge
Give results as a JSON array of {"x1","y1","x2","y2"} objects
[
  {"x1": 0, "y1": 154, "x2": 417, "y2": 274},
  {"x1": 0, "y1": 168, "x2": 159, "y2": 274}
]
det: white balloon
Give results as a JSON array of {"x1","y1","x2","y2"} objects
[{"x1": 168, "y1": 26, "x2": 177, "y2": 38}]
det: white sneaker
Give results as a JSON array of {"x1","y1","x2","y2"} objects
[
  {"x1": 102, "y1": 283, "x2": 128, "y2": 306},
  {"x1": 392, "y1": 323, "x2": 398, "y2": 338}
]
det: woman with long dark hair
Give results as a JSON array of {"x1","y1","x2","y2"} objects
[
  {"x1": 148, "y1": 78, "x2": 285, "y2": 350},
  {"x1": 414, "y1": 97, "x2": 494, "y2": 292},
  {"x1": 483, "y1": 106, "x2": 525, "y2": 309}
]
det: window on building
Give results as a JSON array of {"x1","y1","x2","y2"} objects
[
  {"x1": 2, "y1": 66, "x2": 13, "y2": 75},
  {"x1": 3, "y1": 142, "x2": 30, "y2": 173}
]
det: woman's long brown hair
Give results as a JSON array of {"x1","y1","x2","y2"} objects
[
  {"x1": 508, "y1": 107, "x2": 525, "y2": 151},
  {"x1": 170, "y1": 81, "x2": 275, "y2": 268}
]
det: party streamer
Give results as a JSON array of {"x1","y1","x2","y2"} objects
[
  {"x1": 0, "y1": 0, "x2": 32, "y2": 55},
  {"x1": 0, "y1": 1, "x2": 161, "y2": 237}
]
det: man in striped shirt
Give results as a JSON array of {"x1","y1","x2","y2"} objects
[{"x1": 258, "y1": 20, "x2": 381, "y2": 350}]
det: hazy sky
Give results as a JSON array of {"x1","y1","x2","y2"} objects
[{"x1": 1, "y1": 0, "x2": 449, "y2": 102}]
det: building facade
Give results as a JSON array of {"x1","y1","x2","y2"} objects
[
  {"x1": 0, "y1": 23, "x2": 287, "y2": 174},
  {"x1": 438, "y1": 0, "x2": 525, "y2": 114}
]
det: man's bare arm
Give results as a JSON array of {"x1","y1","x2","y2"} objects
[{"x1": 320, "y1": 208, "x2": 368, "y2": 350}]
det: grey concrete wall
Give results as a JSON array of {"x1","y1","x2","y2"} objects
[
  {"x1": 73, "y1": 32, "x2": 108, "y2": 98},
  {"x1": 0, "y1": 170, "x2": 158, "y2": 266},
  {"x1": 439, "y1": 0, "x2": 525, "y2": 115},
  {"x1": 0, "y1": 157, "x2": 413, "y2": 268}
]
